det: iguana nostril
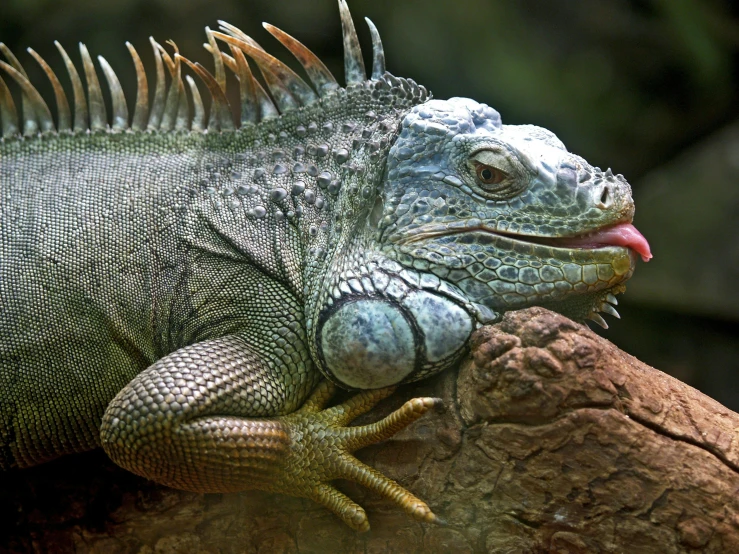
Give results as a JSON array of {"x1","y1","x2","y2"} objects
[{"x1": 598, "y1": 186, "x2": 611, "y2": 208}]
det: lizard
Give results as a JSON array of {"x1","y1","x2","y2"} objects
[{"x1": 0, "y1": 0, "x2": 652, "y2": 532}]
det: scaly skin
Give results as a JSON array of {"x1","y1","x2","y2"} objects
[{"x1": 0, "y1": 2, "x2": 648, "y2": 531}]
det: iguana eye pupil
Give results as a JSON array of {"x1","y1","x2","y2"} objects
[{"x1": 476, "y1": 164, "x2": 506, "y2": 185}]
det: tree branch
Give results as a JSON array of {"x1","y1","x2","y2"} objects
[{"x1": 2, "y1": 307, "x2": 738, "y2": 553}]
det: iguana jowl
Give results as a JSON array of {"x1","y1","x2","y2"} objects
[{"x1": 0, "y1": 0, "x2": 652, "y2": 531}]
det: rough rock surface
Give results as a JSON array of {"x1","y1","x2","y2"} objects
[{"x1": 2, "y1": 307, "x2": 738, "y2": 553}]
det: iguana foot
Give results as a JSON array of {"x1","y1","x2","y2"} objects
[{"x1": 276, "y1": 381, "x2": 441, "y2": 531}]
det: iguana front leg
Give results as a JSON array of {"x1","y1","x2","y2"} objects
[{"x1": 100, "y1": 335, "x2": 438, "y2": 531}]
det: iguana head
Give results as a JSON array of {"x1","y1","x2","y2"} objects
[{"x1": 373, "y1": 97, "x2": 651, "y2": 328}]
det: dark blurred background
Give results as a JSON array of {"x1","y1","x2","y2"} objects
[{"x1": 1, "y1": 0, "x2": 738, "y2": 410}]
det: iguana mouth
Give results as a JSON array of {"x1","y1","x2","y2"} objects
[
  {"x1": 532, "y1": 222, "x2": 652, "y2": 262},
  {"x1": 402, "y1": 222, "x2": 653, "y2": 262}
]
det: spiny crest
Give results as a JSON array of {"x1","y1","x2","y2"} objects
[{"x1": 0, "y1": 0, "x2": 427, "y2": 140}]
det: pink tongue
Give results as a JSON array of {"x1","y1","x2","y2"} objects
[{"x1": 567, "y1": 223, "x2": 652, "y2": 262}]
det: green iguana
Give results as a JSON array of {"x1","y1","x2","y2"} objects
[{"x1": 0, "y1": 0, "x2": 651, "y2": 531}]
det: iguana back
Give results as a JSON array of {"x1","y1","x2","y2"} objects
[{"x1": 1, "y1": 132, "x2": 195, "y2": 463}]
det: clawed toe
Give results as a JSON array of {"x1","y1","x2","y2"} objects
[
  {"x1": 340, "y1": 395, "x2": 442, "y2": 451},
  {"x1": 310, "y1": 483, "x2": 370, "y2": 532},
  {"x1": 278, "y1": 382, "x2": 441, "y2": 530}
]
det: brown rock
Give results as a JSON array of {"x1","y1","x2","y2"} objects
[{"x1": 1, "y1": 307, "x2": 737, "y2": 553}]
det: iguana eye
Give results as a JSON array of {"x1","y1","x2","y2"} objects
[{"x1": 475, "y1": 164, "x2": 507, "y2": 186}]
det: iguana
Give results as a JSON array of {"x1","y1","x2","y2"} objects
[{"x1": 0, "y1": 0, "x2": 652, "y2": 531}]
